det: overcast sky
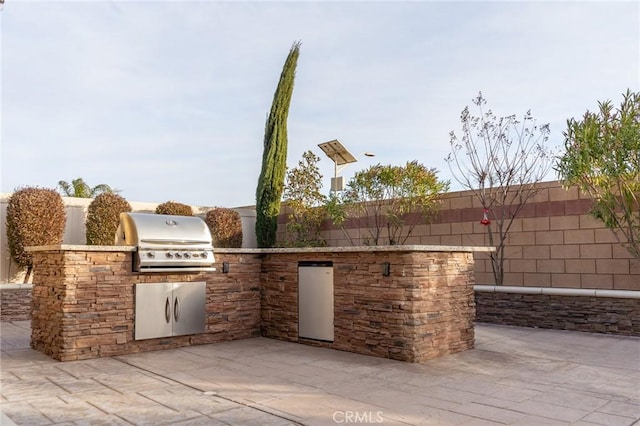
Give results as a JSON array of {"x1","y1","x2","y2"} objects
[{"x1": 1, "y1": 0, "x2": 638, "y2": 208}]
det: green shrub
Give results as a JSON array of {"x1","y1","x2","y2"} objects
[
  {"x1": 86, "y1": 193, "x2": 132, "y2": 245},
  {"x1": 6, "y1": 187, "x2": 66, "y2": 282},
  {"x1": 205, "y1": 208, "x2": 243, "y2": 248},
  {"x1": 155, "y1": 201, "x2": 193, "y2": 216},
  {"x1": 281, "y1": 150, "x2": 327, "y2": 247}
]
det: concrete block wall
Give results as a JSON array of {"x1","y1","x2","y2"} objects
[{"x1": 281, "y1": 181, "x2": 639, "y2": 291}]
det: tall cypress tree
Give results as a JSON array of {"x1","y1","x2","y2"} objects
[{"x1": 255, "y1": 41, "x2": 301, "y2": 247}]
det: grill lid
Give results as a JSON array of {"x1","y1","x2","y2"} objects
[
  {"x1": 115, "y1": 212, "x2": 215, "y2": 272},
  {"x1": 116, "y1": 212, "x2": 213, "y2": 249}
]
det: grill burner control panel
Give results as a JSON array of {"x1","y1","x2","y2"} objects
[
  {"x1": 134, "y1": 248, "x2": 216, "y2": 272},
  {"x1": 140, "y1": 250, "x2": 213, "y2": 261}
]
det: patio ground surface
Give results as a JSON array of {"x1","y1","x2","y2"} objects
[{"x1": 1, "y1": 321, "x2": 639, "y2": 425}]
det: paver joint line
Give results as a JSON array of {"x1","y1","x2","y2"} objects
[{"x1": 112, "y1": 354, "x2": 307, "y2": 426}]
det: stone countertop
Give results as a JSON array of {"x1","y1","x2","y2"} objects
[
  {"x1": 216, "y1": 245, "x2": 495, "y2": 253},
  {"x1": 25, "y1": 244, "x2": 494, "y2": 253}
]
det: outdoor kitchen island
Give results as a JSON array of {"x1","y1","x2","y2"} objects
[{"x1": 27, "y1": 244, "x2": 493, "y2": 363}]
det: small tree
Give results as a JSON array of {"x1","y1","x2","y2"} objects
[
  {"x1": 58, "y1": 177, "x2": 115, "y2": 198},
  {"x1": 281, "y1": 150, "x2": 327, "y2": 247},
  {"x1": 446, "y1": 92, "x2": 553, "y2": 285},
  {"x1": 6, "y1": 187, "x2": 66, "y2": 282},
  {"x1": 556, "y1": 90, "x2": 640, "y2": 259},
  {"x1": 255, "y1": 41, "x2": 301, "y2": 248},
  {"x1": 327, "y1": 161, "x2": 448, "y2": 246},
  {"x1": 86, "y1": 193, "x2": 132, "y2": 245}
]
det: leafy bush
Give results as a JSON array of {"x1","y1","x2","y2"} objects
[
  {"x1": 58, "y1": 177, "x2": 114, "y2": 198},
  {"x1": 205, "y1": 208, "x2": 243, "y2": 248},
  {"x1": 327, "y1": 161, "x2": 449, "y2": 246},
  {"x1": 85, "y1": 193, "x2": 132, "y2": 245},
  {"x1": 155, "y1": 201, "x2": 193, "y2": 216},
  {"x1": 6, "y1": 187, "x2": 66, "y2": 282},
  {"x1": 556, "y1": 89, "x2": 640, "y2": 259},
  {"x1": 281, "y1": 150, "x2": 327, "y2": 247}
]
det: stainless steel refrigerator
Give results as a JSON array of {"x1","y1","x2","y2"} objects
[{"x1": 298, "y1": 261, "x2": 334, "y2": 342}]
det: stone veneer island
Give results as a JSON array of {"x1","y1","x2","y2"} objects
[{"x1": 26, "y1": 245, "x2": 493, "y2": 362}]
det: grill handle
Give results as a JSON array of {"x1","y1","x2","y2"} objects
[
  {"x1": 174, "y1": 297, "x2": 180, "y2": 322},
  {"x1": 165, "y1": 297, "x2": 171, "y2": 323}
]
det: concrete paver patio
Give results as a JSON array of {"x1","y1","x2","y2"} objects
[{"x1": 1, "y1": 321, "x2": 639, "y2": 425}]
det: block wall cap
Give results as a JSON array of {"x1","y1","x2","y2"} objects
[
  {"x1": 0, "y1": 283, "x2": 33, "y2": 290},
  {"x1": 475, "y1": 285, "x2": 640, "y2": 299}
]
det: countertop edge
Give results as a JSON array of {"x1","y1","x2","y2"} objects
[
  {"x1": 26, "y1": 245, "x2": 137, "y2": 252},
  {"x1": 26, "y1": 244, "x2": 494, "y2": 253},
  {"x1": 216, "y1": 245, "x2": 495, "y2": 253}
]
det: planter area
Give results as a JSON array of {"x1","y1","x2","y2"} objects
[
  {"x1": 475, "y1": 286, "x2": 640, "y2": 335},
  {"x1": 0, "y1": 284, "x2": 32, "y2": 321},
  {"x1": 26, "y1": 245, "x2": 487, "y2": 362}
]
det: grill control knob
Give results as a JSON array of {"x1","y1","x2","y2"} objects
[
  {"x1": 183, "y1": 253, "x2": 191, "y2": 259},
  {"x1": 165, "y1": 252, "x2": 174, "y2": 259},
  {"x1": 175, "y1": 253, "x2": 183, "y2": 259},
  {"x1": 200, "y1": 252, "x2": 208, "y2": 259},
  {"x1": 146, "y1": 252, "x2": 155, "y2": 258}
]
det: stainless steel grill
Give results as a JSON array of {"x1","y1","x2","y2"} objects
[{"x1": 115, "y1": 212, "x2": 215, "y2": 273}]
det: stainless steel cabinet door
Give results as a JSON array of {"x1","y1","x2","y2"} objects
[
  {"x1": 135, "y1": 283, "x2": 173, "y2": 340},
  {"x1": 172, "y1": 281, "x2": 206, "y2": 337},
  {"x1": 135, "y1": 282, "x2": 206, "y2": 340},
  {"x1": 298, "y1": 264, "x2": 334, "y2": 342}
]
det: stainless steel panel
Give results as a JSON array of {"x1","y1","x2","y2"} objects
[
  {"x1": 136, "y1": 266, "x2": 216, "y2": 273},
  {"x1": 298, "y1": 264, "x2": 334, "y2": 342},
  {"x1": 116, "y1": 212, "x2": 216, "y2": 272},
  {"x1": 134, "y1": 281, "x2": 206, "y2": 340},
  {"x1": 116, "y1": 213, "x2": 213, "y2": 249},
  {"x1": 135, "y1": 283, "x2": 172, "y2": 340},
  {"x1": 134, "y1": 248, "x2": 215, "y2": 271},
  {"x1": 172, "y1": 281, "x2": 206, "y2": 336}
]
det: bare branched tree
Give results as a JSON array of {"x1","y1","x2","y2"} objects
[{"x1": 446, "y1": 92, "x2": 553, "y2": 285}]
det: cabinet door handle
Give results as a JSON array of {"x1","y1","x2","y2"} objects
[
  {"x1": 165, "y1": 297, "x2": 171, "y2": 323},
  {"x1": 174, "y1": 297, "x2": 180, "y2": 322}
]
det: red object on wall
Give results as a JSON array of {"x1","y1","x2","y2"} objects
[{"x1": 480, "y1": 209, "x2": 491, "y2": 226}]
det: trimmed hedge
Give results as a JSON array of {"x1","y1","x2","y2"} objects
[
  {"x1": 86, "y1": 193, "x2": 132, "y2": 245},
  {"x1": 205, "y1": 208, "x2": 243, "y2": 248},
  {"x1": 155, "y1": 201, "x2": 193, "y2": 216},
  {"x1": 6, "y1": 187, "x2": 66, "y2": 281}
]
